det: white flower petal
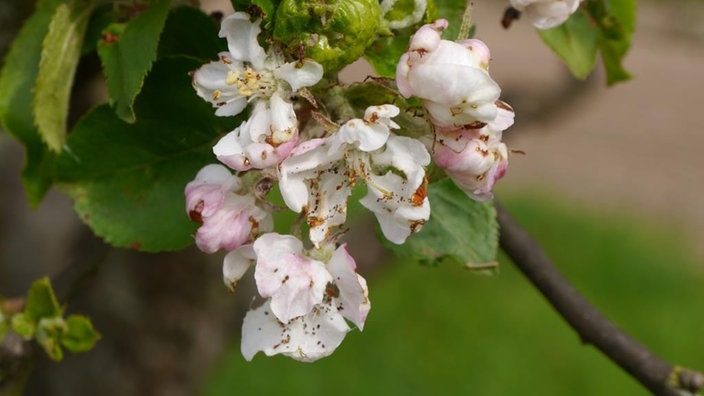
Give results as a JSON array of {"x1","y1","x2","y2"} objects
[
  {"x1": 214, "y1": 99, "x2": 248, "y2": 117},
  {"x1": 213, "y1": 127, "x2": 250, "y2": 171},
  {"x1": 361, "y1": 172, "x2": 430, "y2": 244},
  {"x1": 514, "y1": 0, "x2": 582, "y2": 29},
  {"x1": 334, "y1": 105, "x2": 399, "y2": 152},
  {"x1": 488, "y1": 100, "x2": 515, "y2": 132},
  {"x1": 253, "y1": 233, "x2": 332, "y2": 323},
  {"x1": 363, "y1": 104, "x2": 400, "y2": 126},
  {"x1": 395, "y1": 53, "x2": 413, "y2": 98},
  {"x1": 219, "y1": 12, "x2": 267, "y2": 69},
  {"x1": 307, "y1": 170, "x2": 352, "y2": 247},
  {"x1": 192, "y1": 163, "x2": 236, "y2": 185},
  {"x1": 268, "y1": 93, "x2": 298, "y2": 145},
  {"x1": 279, "y1": 138, "x2": 343, "y2": 212},
  {"x1": 192, "y1": 56, "x2": 248, "y2": 117},
  {"x1": 241, "y1": 301, "x2": 350, "y2": 362},
  {"x1": 336, "y1": 119, "x2": 389, "y2": 153},
  {"x1": 327, "y1": 244, "x2": 370, "y2": 329},
  {"x1": 424, "y1": 98, "x2": 498, "y2": 127},
  {"x1": 408, "y1": 19, "x2": 446, "y2": 53},
  {"x1": 223, "y1": 244, "x2": 255, "y2": 291},
  {"x1": 274, "y1": 59, "x2": 324, "y2": 91},
  {"x1": 409, "y1": 64, "x2": 500, "y2": 108},
  {"x1": 371, "y1": 135, "x2": 430, "y2": 190},
  {"x1": 243, "y1": 142, "x2": 278, "y2": 169}
]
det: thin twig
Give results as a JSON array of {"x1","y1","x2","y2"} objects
[{"x1": 495, "y1": 200, "x2": 704, "y2": 395}]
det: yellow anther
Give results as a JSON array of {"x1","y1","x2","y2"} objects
[
  {"x1": 226, "y1": 70, "x2": 239, "y2": 85},
  {"x1": 212, "y1": 89, "x2": 222, "y2": 100},
  {"x1": 237, "y1": 80, "x2": 253, "y2": 96}
]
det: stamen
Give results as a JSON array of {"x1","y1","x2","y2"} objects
[{"x1": 226, "y1": 70, "x2": 239, "y2": 85}]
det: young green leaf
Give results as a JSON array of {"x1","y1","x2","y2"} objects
[
  {"x1": 97, "y1": 0, "x2": 172, "y2": 122},
  {"x1": 592, "y1": 0, "x2": 636, "y2": 85},
  {"x1": 36, "y1": 317, "x2": 68, "y2": 361},
  {"x1": 33, "y1": 0, "x2": 94, "y2": 153},
  {"x1": 0, "y1": 0, "x2": 67, "y2": 206},
  {"x1": 10, "y1": 313, "x2": 36, "y2": 340},
  {"x1": 384, "y1": 178, "x2": 499, "y2": 267},
  {"x1": 24, "y1": 277, "x2": 62, "y2": 321},
  {"x1": 61, "y1": 315, "x2": 100, "y2": 353},
  {"x1": 56, "y1": 57, "x2": 239, "y2": 252},
  {"x1": 538, "y1": 8, "x2": 599, "y2": 80}
]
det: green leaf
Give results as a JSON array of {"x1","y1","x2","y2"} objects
[
  {"x1": 10, "y1": 313, "x2": 36, "y2": 340},
  {"x1": 82, "y1": 3, "x2": 117, "y2": 54},
  {"x1": 364, "y1": 31, "x2": 410, "y2": 77},
  {"x1": 0, "y1": 0, "x2": 67, "y2": 206},
  {"x1": 97, "y1": 0, "x2": 172, "y2": 122},
  {"x1": 33, "y1": 0, "x2": 94, "y2": 153},
  {"x1": 36, "y1": 317, "x2": 68, "y2": 361},
  {"x1": 384, "y1": 179, "x2": 499, "y2": 266},
  {"x1": 538, "y1": 8, "x2": 599, "y2": 79},
  {"x1": 61, "y1": 315, "x2": 100, "y2": 353},
  {"x1": 24, "y1": 277, "x2": 62, "y2": 321},
  {"x1": 600, "y1": 39, "x2": 632, "y2": 85},
  {"x1": 365, "y1": 0, "x2": 439, "y2": 77},
  {"x1": 158, "y1": 6, "x2": 226, "y2": 60},
  {"x1": 434, "y1": 0, "x2": 467, "y2": 41},
  {"x1": 602, "y1": 0, "x2": 635, "y2": 56},
  {"x1": 56, "y1": 57, "x2": 238, "y2": 251},
  {"x1": 597, "y1": 0, "x2": 636, "y2": 85}
]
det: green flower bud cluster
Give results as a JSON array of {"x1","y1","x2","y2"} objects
[{"x1": 273, "y1": 0, "x2": 381, "y2": 73}]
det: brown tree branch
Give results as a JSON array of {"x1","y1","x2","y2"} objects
[{"x1": 496, "y1": 200, "x2": 704, "y2": 395}]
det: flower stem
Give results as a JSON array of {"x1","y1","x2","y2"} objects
[{"x1": 457, "y1": 1, "x2": 474, "y2": 41}]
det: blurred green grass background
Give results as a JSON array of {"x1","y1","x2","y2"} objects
[{"x1": 203, "y1": 195, "x2": 704, "y2": 395}]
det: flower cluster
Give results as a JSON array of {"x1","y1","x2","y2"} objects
[
  {"x1": 396, "y1": 19, "x2": 514, "y2": 201},
  {"x1": 185, "y1": 13, "x2": 514, "y2": 362},
  {"x1": 192, "y1": 12, "x2": 323, "y2": 170}
]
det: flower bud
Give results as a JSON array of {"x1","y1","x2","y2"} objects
[{"x1": 274, "y1": 0, "x2": 382, "y2": 74}]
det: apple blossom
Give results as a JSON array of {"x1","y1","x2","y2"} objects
[
  {"x1": 241, "y1": 300, "x2": 350, "y2": 362},
  {"x1": 396, "y1": 19, "x2": 501, "y2": 128},
  {"x1": 185, "y1": 164, "x2": 273, "y2": 253},
  {"x1": 433, "y1": 101, "x2": 514, "y2": 201},
  {"x1": 279, "y1": 105, "x2": 430, "y2": 246},
  {"x1": 241, "y1": 233, "x2": 370, "y2": 361},
  {"x1": 509, "y1": 0, "x2": 582, "y2": 29},
  {"x1": 192, "y1": 12, "x2": 323, "y2": 171}
]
